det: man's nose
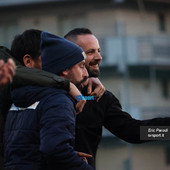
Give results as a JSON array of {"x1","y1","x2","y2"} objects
[
  {"x1": 94, "y1": 52, "x2": 102, "y2": 61},
  {"x1": 83, "y1": 67, "x2": 89, "y2": 78}
]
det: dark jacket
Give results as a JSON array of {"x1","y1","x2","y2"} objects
[
  {"x1": 4, "y1": 86, "x2": 93, "y2": 170},
  {"x1": 75, "y1": 90, "x2": 170, "y2": 168},
  {"x1": 0, "y1": 46, "x2": 69, "y2": 120},
  {"x1": 0, "y1": 46, "x2": 69, "y2": 170}
]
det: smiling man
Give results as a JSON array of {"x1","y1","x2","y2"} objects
[
  {"x1": 77, "y1": 35, "x2": 102, "y2": 78},
  {"x1": 65, "y1": 29, "x2": 102, "y2": 78},
  {"x1": 65, "y1": 28, "x2": 170, "y2": 168}
]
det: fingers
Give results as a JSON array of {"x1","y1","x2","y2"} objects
[
  {"x1": 0, "y1": 59, "x2": 16, "y2": 86},
  {"x1": 7, "y1": 59, "x2": 16, "y2": 74},
  {"x1": 87, "y1": 77, "x2": 105, "y2": 102},
  {"x1": 7, "y1": 58, "x2": 16, "y2": 69},
  {"x1": 77, "y1": 152, "x2": 93, "y2": 158},
  {"x1": 6, "y1": 59, "x2": 16, "y2": 83},
  {"x1": 90, "y1": 85, "x2": 105, "y2": 102},
  {"x1": 0, "y1": 64, "x2": 9, "y2": 86},
  {"x1": 96, "y1": 85, "x2": 105, "y2": 102},
  {"x1": 0, "y1": 60, "x2": 5, "y2": 68},
  {"x1": 81, "y1": 157, "x2": 88, "y2": 164},
  {"x1": 77, "y1": 151, "x2": 93, "y2": 164},
  {"x1": 87, "y1": 80, "x2": 92, "y2": 95}
]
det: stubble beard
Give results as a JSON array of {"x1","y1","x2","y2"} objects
[
  {"x1": 74, "y1": 77, "x2": 89, "y2": 91},
  {"x1": 86, "y1": 66, "x2": 100, "y2": 78}
]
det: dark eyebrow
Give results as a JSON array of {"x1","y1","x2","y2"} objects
[{"x1": 85, "y1": 49, "x2": 95, "y2": 53}]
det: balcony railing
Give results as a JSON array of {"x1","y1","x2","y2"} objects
[{"x1": 99, "y1": 35, "x2": 170, "y2": 67}]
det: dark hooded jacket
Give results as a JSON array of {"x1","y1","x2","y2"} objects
[
  {"x1": 3, "y1": 86, "x2": 93, "y2": 170},
  {"x1": 0, "y1": 46, "x2": 69, "y2": 170}
]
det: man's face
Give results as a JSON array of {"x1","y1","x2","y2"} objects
[
  {"x1": 76, "y1": 34, "x2": 102, "y2": 77},
  {"x1": 65, "y1": 60, "x2": 89, "y2": 90}
]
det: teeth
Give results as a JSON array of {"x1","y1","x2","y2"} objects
[
  {"x1": 91, "y1": 64, "x2": 98, "y2": 68},
  {"x1": 90, "y1": 63, "x2": 99, "y2": 67}
]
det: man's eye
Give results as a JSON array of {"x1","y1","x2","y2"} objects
[
  {"x1": 86, "y1": 50, "x2": 94, "y2": 54},
  {"x1": 80, "y1": 64, "x2": 85, "y2": 68},
  {"x1": 86, "y1": 52, "x2": 92, "y2": 55}
]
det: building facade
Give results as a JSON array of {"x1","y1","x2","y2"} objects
[{"x1": 0, "y1": 0, "x2": 170, "y2": 169}]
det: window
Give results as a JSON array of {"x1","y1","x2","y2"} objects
[
  {"x1": 161, "y1": 79, "x2": 169, "y2": 99},
  {"x1": 59, "y1": 15, "x2": 86, "y2": 36},
  {"x1": 158, "y1": 13, "x2": 166, "y2": 32}
]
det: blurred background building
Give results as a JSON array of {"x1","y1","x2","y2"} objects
[{"x1": 0, "y1": 0, "x2": 170, "y2": 169}]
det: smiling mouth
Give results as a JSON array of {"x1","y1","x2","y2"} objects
[{"x1": 90, "y1": 63, "x2": 99, "y2": 69}]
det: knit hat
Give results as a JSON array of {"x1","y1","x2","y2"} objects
[{"x1": 40, "y1": 31, "x2": 86, "y2": 74}]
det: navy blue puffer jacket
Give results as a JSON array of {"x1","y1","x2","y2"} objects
[{"x1": 4, "y1": 86, "x2": 93, "y2": 170}]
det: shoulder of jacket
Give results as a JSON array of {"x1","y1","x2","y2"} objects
[
  {"x1": 103, "y1": 90, "x2": 117, "y2": 100},
  {"x1": 40, "y1": 89, "x2": 71, "y2": 106}
]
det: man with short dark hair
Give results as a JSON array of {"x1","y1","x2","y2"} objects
[
  {"x1": 65, "y1": 28, "x2": 170, "y2": 168},
  {"x1": 4, "y1": 32, "x2": 94, "y2": 170}
]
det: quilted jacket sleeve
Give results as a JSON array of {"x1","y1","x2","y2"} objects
[{"x1": 39, "y1": 93, "x2": 94, "y2": 170}]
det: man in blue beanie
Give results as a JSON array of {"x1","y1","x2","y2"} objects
[
  {"x1": 40, "y1": 31, "x2": 88, "y2": 90},
  {"x1": 3, "y1": 32, "x2": 94, "y2": 170}
]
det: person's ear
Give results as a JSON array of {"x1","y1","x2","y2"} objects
[
  {"x1": 23, "y1": 54, "x2": 34, "y2": 68},
  {"x1": 62, "y1": 70, "x2": 69, "y2": 76}
]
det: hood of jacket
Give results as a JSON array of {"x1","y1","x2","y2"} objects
[{"x1": 11, "y1": 85, "x2": 67, "y2": 108}]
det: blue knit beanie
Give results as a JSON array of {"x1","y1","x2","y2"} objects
[{"x1": 40, "y1": 31, "x2": 86, "y2": 74}]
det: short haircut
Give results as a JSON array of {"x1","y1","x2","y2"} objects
[
  {"x1": 11, "y1": 29, "x2": 42, "y2": 65},
  {"x1": 64, "y1": 28, "x2": 92, "y2": 42}
]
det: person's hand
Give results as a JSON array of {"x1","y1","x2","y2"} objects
[
  {"x1": 75, "y1": 99, "x2": 86, "y2": 115},
  {"x1": 69, "y1": 82, "x2": 86, "y2": 115},
  {"x1": 0, "y1": 58, "x2": 16, "y2": 86},
  {"x1": 77, "y1": 151, "x2": 93, "y2": 164},
  {"x1": 87, "y1": 77, "x2": 105, "y2": 102}
]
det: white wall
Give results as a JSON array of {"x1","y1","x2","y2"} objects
[
  {"x1": 87, "y1": 8, "x2": 170, "y2": 37},
  {"x1": 18, "y1": 15, "x2": 58, "y2": 34},
  {"x1": 101, "y1": 77, "x2": 170, "y2": 108},
  {"x1": 96, "y1": 144, "x2": 170, "y2": 170}
]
